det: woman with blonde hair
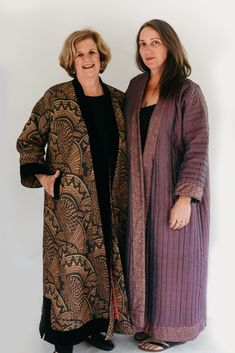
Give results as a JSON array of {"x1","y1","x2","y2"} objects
[{"x1": 17, "y1": 29, "x2": 131, "y2": 353}]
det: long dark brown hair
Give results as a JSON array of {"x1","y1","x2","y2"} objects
[{"x1": 136, "y1": 19, "x2": 191, "y2": 98}]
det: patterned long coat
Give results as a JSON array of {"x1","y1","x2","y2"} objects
[
  {"x1": 124, "y1": 73, "x2": 209, "y2": 342},
  {"x1": 17, "y1": 79, "x2": 132, "y2": 342}
]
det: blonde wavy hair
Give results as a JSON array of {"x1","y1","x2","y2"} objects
[{"x1": 59, "y1": 29, "x2": 111, "y2": 77}]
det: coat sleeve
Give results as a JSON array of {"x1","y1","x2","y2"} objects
[
  {"x1": 16, "y1": 90, "x2": 53, "y2": 188},
  {"x1": 174, "y1": 83, "x2": 209, "y2": 202}
]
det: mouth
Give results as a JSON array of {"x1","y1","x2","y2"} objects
[
  {"x1": 145, "y1": 57, "x2": 155, "y2": 61},
  {"x1": 82, "y1": 64, "x2": 95, "y2": 69}
]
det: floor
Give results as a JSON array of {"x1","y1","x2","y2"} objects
[{"x1": 5, "y1": 319, "x2": 227, "y2": 353}]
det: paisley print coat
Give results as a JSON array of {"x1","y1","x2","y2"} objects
[{"x1": 17, "y1": 79, "x2": 132, "y2": 339}]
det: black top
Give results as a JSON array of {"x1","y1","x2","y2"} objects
[
  {"x1": 84, "y1": 94, "x2": 118, "y2": 186},
  {"x1": 83, "y1": 94, "x2": 119, "y2": 260},
  {"x1": 139, "y1": 104, "x2": 156, "y2": 152}
]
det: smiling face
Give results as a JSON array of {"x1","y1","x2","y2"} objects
[
  {"x1": 139, "y1": 26, "x2": 168, "y2": 75},
  {"x1": 74, "y1": 38, "x2": 101, "y2": 80}
]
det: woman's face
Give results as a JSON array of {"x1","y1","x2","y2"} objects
[
  {"x1": 74, "y1": 38, "x2": 101, "y2": 80},
  {"x1": 139, "y1": 26, "x2": 168, "y2": 74}
]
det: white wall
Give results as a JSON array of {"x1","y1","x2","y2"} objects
[{"x1": 1, "y1": 1, "x2": 235, "y2": 353}]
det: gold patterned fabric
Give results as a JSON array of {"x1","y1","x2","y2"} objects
[{"x1": 17, "y1": 80, "x2": 132, "y2": 339}]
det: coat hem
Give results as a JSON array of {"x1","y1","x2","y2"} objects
[
  {"x1": 39, "y1": 296, "x2": 110, "y2": 345},
  {"x1": 132, "y1": 317, "x2": 206, "y2": 342}
]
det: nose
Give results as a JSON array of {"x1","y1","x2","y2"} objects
[
  {"x1": 141, "y1": 44, "x2": 153, "y2": 54},
  {"x1": 83, "y1": 53, "x2": 91, "y2": 60},
  {"x1": 146, "y1": 43, "x2": 153, "y2": 51}
]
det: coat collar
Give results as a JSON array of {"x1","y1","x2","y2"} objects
[
  {"x1": 127, "y1": 72, "x2": 172, "y2": 218},
  {"x1": 72, "y1": 76, "x2": 110, "y2": 100},
  {"x1": 72, "y1": 76, "x2": 116, "y2": 120}
]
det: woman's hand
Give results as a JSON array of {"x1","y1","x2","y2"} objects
[
  {"x1": 35, "y1": 170, "x2": 60, "y2": 197},
  {"x1": 169, "y1": 196, "x2": 191, "y2": 230}
]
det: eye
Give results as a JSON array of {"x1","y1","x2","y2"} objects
[
  {"x1": 139, "y1": 42, "x2": 145, "y2": 47},
  {"x1": 152, "y1": 40, "x2": 161, "y2": 46},
  {"x1": 75, "y1": 52, "x2": 83, "y2": 58},
  {"x1": 88, "y1": 50, "x2": 97, "y2": 55}
]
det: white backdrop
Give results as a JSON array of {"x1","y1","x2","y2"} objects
[{"x1": 1, "y1": 1, "x2": 235, "y2": 353}]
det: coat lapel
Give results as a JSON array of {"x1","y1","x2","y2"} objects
[
  {"x1": 128, "y1": 73, "x2": 168, "y2": 220},
  {"x1": 126, "y1": 73, "x2": 170, "y2": 328},
  {"x1": 143, "y1": 100, "x2": 168, "y2": 216}
]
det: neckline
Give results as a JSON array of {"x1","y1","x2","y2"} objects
[
  {"x1": 140, "y1": 104, "x2": 156, "y2": 110},
  {"x1": 84, "y1": 94, "x2": 105, "y2": 98}
]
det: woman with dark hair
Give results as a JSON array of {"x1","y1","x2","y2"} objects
[
  {"x1": 124, "y1": 19, "x2": 209, "y2": 351},
  {"x1": 17, "y1": 29, "x2": 132, "y2": 353}
]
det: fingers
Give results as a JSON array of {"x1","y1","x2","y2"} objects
[
  {"x1": 170, "y1": 220, "x2": 189, "y2": 230},
  {"x1": 169, "y1": 210, "x2": 190, "y2": 230},
  {"x1": 169, "y1": 200, "x2": 191, "y2": 231},
  {"x1": 49, "y1": 170, "x2": 60, "y2": 196},
  {"x1": 53, "y1": 170, "x2": 60, "y2": 179},
  {"x1": 38, "y1": 171, "x2": 60, "y2": 197},
  {"x1": 169, "y1": 218, "x2": 190, "y2": 230},
  {"x1": 46, "y1": 171, "x2": 60, "y2": 196}
]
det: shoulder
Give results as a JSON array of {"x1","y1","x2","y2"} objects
[
  {"x1": 177, "y1": 79, "x2": 207, "y2": 113},
  {"x1": 32, "y1": 81, "x2": 74, "y2": 111},
  {"x1": 46, "y1": 80, "x2": 73, "y2": 96},
  {"x1": 177, "y1": 78, "x2": 206, "y2": 104},
  {"x1": 35, "y1": 81, "x2": 74, "y2": 107},
  {"x1": 125, "y1": 73, "x2": 148, "y2": 100},
  {"x1": 105, "y1": 84, "x2": 124, "y2": 97},
  {"x1": 127, "y1": 72, "x2": 147, "y2": 88},
  {"x1": 180, "y1": 78, "x2": 204, "y2": 98},
  {"x1": 105, "y1": 84, "x2": 124, "y2": 104}
]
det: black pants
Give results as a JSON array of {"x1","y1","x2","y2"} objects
[{"x1": 54, "y1": 344, "x2": 73, "y2": 353}]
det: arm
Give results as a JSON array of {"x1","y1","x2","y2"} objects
[
  {"x1": 174, "y1": 83, "x2": 209, "y2": 201},
  {"x1": 170, "y1": 83, "x2": 209, "y2": 230},
  {"x1": 16, "y1": 90, "x2": 52, "y2": 188}
]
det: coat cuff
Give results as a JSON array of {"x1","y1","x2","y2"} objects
[
  {"x1": 20, "y1": 163, "x2": 49, "y2": 188},
  {"x1": 174, "y1": 182, "x2": 203, "y2": 202}
]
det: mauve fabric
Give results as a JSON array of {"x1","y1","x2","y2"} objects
[{"x1": 124, "y1": 73, "x2": 209, "y2": 342}]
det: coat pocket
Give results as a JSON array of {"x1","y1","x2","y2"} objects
[{"x1": 53, "y1": 174, "x2": 62, "y2": 200}]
